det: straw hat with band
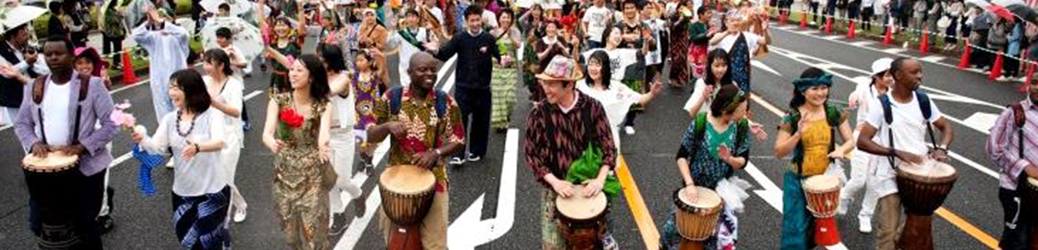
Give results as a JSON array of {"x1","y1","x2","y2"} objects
[{"x1": 536, "y1": 55, "x2": 583, "y2": 82}]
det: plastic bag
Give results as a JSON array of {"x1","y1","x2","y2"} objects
[
  {"x1": 715, "y1": 176, "x2": 754, "y2": 213},
  {"x1": 565, "y1": 143, "x2": 622, "y2": 199}
]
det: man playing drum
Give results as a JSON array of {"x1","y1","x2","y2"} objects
[
  {"x1": 986, "y1": 81, "x2": 1038, "y2": 250},
  {"x1": 524, "y1": 55, "x2": 618, "y2": 250},
  {"x1": 368, "y1": 51, "x2": 465, "y2": 250},
  {"x1": 14, "y1": 35, "x2": 118, "y2": 249},
  {"x1": 856, "y1": 57, "x2": 955, "y2": 250}
]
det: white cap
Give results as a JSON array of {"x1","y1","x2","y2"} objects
[{"x1": 871, "y1": 58, "x2": 893, "y2": 76}]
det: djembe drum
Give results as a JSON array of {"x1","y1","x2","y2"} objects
[
  {"x1": 22, "y1": 152, "x2": 81, "y2": 249},
  {"x1": 379, "y1": 165, "x2": 437, "y2": 250},
  {"x1": 896, "y1": 159, "x2": 958, "y2": 250},
  {"x1": 1019, "y1": 177, "x2": 1038, "y2": 249},
  {"x1": 555, "y1": 184, "x2": 609, "y2": 250},
  {"x1": 803, "y1": 174, "x2": 842, "y2": 246},
  {"x1": 674, "y1": 186, "x2": 723, "y2": 250}
]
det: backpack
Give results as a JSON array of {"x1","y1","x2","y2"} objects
[
  {"x1": 1009, "y1": 103, "x2": 1027, "y2": 159},
  {"x1": 879, "y1": 91, "x2": 937, "y2": 166},
  {"x1": 387, "y1": 86, "x2": 449, "y2": 118},
  {"x1": 787, "y1": 104, "x2": 842, "y2": 176},
  {"x1": 32, "y1": 74, "x2": 92, "y2": 145},
  {"x1": 686, "y1": 112, "x2": 750, "y2": 179}
]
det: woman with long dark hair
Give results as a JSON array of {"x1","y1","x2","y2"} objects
[
  {"x1": 263, "y1": 15, "x2": 307, "y2": 94},
  {"x1": 132, "y1": 69, "x2": 230, "y2": 249},
  {"x1": 202, "y1": 49, "x2": 248, "y2": 226},
  {"x1": 261, "y1": 54, "x2": 336, "y2": 249},
  {"x1": 577, "y1": 50, "x2": 662, "y2": 149},
  {"x1": 773, "y1": 68, "x2": 855, "y2": 249},
  {"x1": 684, "y1": 49, "x2": 733, "y2": 117},
  {"x1": 319, "y1": 44, "x2": 362, "y2": 234}
]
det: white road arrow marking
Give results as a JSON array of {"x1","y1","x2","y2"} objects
[
  {"x1": 962, "y1": 112, "x2": 1000, "y2": 133},
  {"x1": 447, "y1": 128, "x2": 520, "y2": 249}
]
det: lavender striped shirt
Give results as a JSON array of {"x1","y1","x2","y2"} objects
[{"x1": 986, "y1": 99, "x2": 1038, "y2": 190}]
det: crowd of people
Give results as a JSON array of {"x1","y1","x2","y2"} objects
[{"x1": 2, "y1": 0, "x2": 1038, "y2": 249}]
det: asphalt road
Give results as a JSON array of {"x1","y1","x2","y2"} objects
[{"x1": 0, "y1": 20, "x2": 1015, "y2": 249}]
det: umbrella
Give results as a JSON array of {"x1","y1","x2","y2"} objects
[
  {"x1": 200, "y1": 16, "x2": 262, "y2": 63},
  {"x1": 0, "y1": 5, "x2": 46, "y2": 33},
  {"x1": 1006, "y1": 4, "x2": 1038, "y2": 24},
  {"x1": 199, "y1": 0, "x2": 251, "y2": 17}
]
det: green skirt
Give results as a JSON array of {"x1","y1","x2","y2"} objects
[{"x1": 491, "y1": 66, "x2": 518, "y2": 129}]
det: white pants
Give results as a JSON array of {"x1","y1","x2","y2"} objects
[
  {"x1": 841, "y1": 145, "x2": 880, "y2": 222},
  {"x1": 99, "y1": 143, "x2": 113, "y2": 217},
  {"x1": 220, "y1": 135, "x2": 247, "y2": 214},
  {"x1": 330, "y1": 128, "x2": 362, "y2": 214}
]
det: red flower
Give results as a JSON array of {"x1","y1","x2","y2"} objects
[{"x1": 279, "y1": 108, "x2": 305, "y2": 128}]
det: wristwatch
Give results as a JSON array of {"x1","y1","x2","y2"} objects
[{"x1": 934, "y1": 144, "x2": 949, "y2": 152}]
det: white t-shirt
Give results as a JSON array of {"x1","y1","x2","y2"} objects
[
  {"x1": 329, "y1": 72, "x2": 356, "y2": 128},
  {"x1": 483, "y1": 10, "x2": 499, "y2": 28},
  {"x1": 141, "y1": 109, "x2": 228, "y2": 196},
  {"x1": 583, "y1": 48, "x2": 640, "y2": 82},
  {"x1": 863, "y1": 92, "x2": 943, "y2": 197},
  {"x1": 576, "y1": 79, "x2": 640, "y2": 149},
  {"x1": 583, "y1": 6, "x2": 613, "y2": 42},
  {"x1": 40, "y1": 79, "x2": 72, "y2": 146},
  {"x1": 682, "y1": 78, "x2": 719, "y2": 115},
  {"x1": 219, "y1": 44, "x2": 248, "y2": 79},
  {"x1": 644, "y1": 19, "x2": 666, "y2": 65},
  {"x1": 204, "y1": 76, "x2": 244, "y2": 146},
  {"x1": 388, "y1": 28, "x2": 431, "y2": 86},
  {"x1": 716, "y1": 31, "x2": 762, "y2": 55}
]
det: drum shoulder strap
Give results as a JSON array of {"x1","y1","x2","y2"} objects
[{"x1": 1010, "y1": 103, "x2": 1026, "y2": 159}]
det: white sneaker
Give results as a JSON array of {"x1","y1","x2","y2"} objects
[
  {"x1": 233, "y1": 209, "x2": 247, "y2": 223},
  {"x1": 837, "y1": 198, "x2": 850, "y2": 215},
  {"x1": 859, "y1": 218, "x2": 873, "y2": 234},
  {"x1": 624, "y1": 126, "x2": 636, "y2": 135}
]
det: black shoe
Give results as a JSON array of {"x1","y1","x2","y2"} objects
[
  {"x1": 261, "y1": 64, "x2": 268, "y2": 72},
  {"x1": 466, "y1": 154, "x2": 482, "y2": 162},
  {"x1": 98, "y1": 216, "x2": 114, "y2": 234},
  {"x1": 329, "y1": 213, "x2": 348, "y2": 236}
]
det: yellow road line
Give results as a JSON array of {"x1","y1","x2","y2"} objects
[
  {"x1": 750, "y1": 93, "x2": 999, "y2": 249},
  {"x1": 935, "y1": 208, "x2": 1000, "y2": 249},
  {"x1": 616, "y1": 154, "x2": 660, "y2": 250}
]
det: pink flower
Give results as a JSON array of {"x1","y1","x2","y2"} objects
[{"x1": 110, "y1": 110, "x2": 136, "y2": 129}]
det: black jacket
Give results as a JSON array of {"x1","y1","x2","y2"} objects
[{"x1": 434, "y1": 30, "x2": 501, "y2": 90}]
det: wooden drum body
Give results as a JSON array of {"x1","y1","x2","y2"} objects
[
  {"x1": 803, "y1": 175, "x2": 842, "y2": 246},
  {"x1": 895, "y1": 160, "x2": 958, "y2": 250},
  {"x1": 379, "y1": 165, "x2": 436, "y2": 250},
  {"x1": 21, "y1": 152, "x2": 82, "y2": 248},
  {"x1": 555, "y1": 185, "x2": 609, "y2": 250},
  {"x1": 674, "y1": 186, "x2": 723, "y2": 250}
]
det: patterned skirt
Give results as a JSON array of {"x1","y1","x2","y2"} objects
[
  {"x1": 490, "y1": 65, "x2": 518, "y2": 130},
  {"x1": 273, "y1": 146, "x2": 336, "y2": 250},
  {"x1": 172, "y1": 186, "x2": 230, "y2": 250}
]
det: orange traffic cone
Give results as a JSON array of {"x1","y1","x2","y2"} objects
[
  {"x1": 990, "y1": 51, "x2": 1004, "y2": 81},
  {"x1": 919, "y1": 30, "x2": 929, "y2": 54},
  {"x1": 825, "y1": 17, "x2": 833, "y2": 34},
  {"x1": 121, "y1": 51, "x2": 138, "y2": 85},
  {"x1": 800, "y1": 12, "x2": 808, "y2": 29},
  {"x1": 883, "y1": 26, "x2": 893, "y2": 46},
  {"x1": 957, "y1": 41, "x2": 972, "y2": 69},
  {"x1": 847, "y1": 20, "x2": 856, "y2": 39},
  {"x1": 1022, "y1": 62, "x2": 1035, "y2": 93}
]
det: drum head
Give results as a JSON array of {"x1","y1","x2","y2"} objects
[
  {"x1": 380, "y1": 165, "x2": 436, "y2": 194},
  {"x1": 678, "y1": 186, "x2": 721, "y2": 209},
  {"x1": 898, "y1": 159, "x2": 956, "y2": 178},
  {"x1": 803, "y1": 175, "x2": 841, "y2": 192},
  {"x1": 555, "y1": 185, "x2": 608, "y2": 220},
  {"x1": 22, "y1": 152, "x2": 79, "y2": 169}
]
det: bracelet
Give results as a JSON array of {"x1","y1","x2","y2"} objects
[{"x1": 194, "y1": 143, "x2": 201, "y2": 153}]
